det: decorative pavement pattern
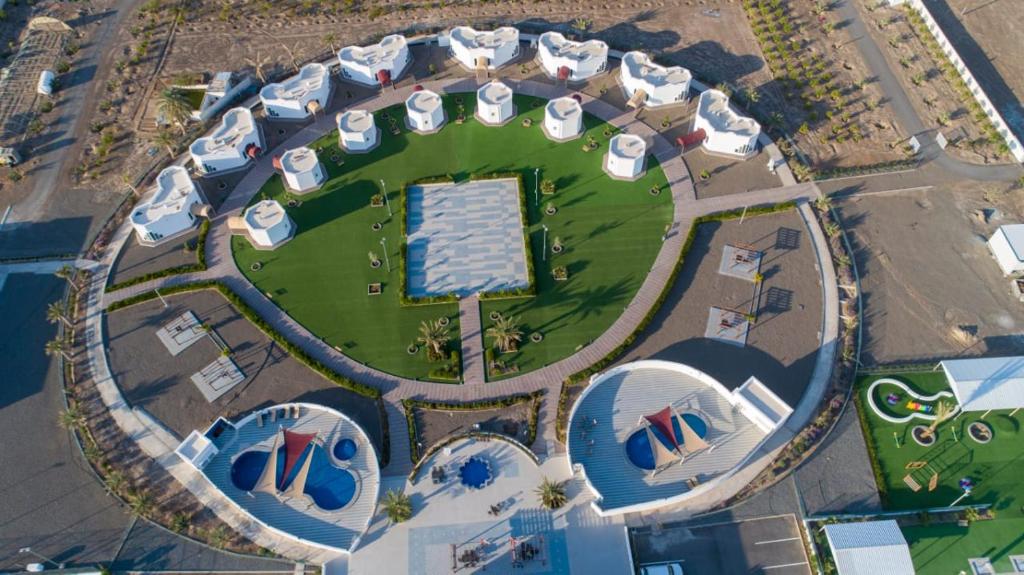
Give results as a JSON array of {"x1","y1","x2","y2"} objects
[{"x1": 406, "y1": 179, "x2": 529, "y2": 297}]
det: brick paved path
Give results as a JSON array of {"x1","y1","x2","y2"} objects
[{"x1": 459, "y1": 295, "x2": 485, "y2": 385}]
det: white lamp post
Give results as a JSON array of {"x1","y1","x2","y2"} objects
[
  {"x1": 380, "y1": 237, "x2": 391, "y2": 272},
  {"x1": 19, "y1": 548, "x2": 64, "y2": 570},
  {"x1": 542, "y1": 225, "x2": 549, "y2": 261},
  {"x1": 534, "y1": 168, "x2": 540, "y2": 207},
  {"x1": 380, "y1": 178, "x2": 392, "y2": 217}
]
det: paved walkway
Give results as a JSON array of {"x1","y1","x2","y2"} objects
[{"x1": 458, "y1": 295, "x2": 485, "y2": 385}]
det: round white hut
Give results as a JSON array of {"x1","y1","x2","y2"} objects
[
  {"x1": 243, "y1": 200, "x2": 294, "y2": 249},
  {"x1": 337, "y1": 109, "x2": 378, "y2": 152},
  {"x1": 543, "y1": 97, "x2": 583, "y2": 141},
  {"x1": 405, "y1": 89, "x2": 445, "y2": 133},
  {"x1": 278, "y1": 147, "x2": 325, "y2": 194},
  {"x1": 606, "y1": 134, "x2": 647, "y2": 180},
  {"x1": 475, "y1": 81, "x2": 514, "y2": 126}
]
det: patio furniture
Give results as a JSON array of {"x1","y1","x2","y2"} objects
[{"x1": 257, "y1": 412, "x2": 264, "y2": 427}]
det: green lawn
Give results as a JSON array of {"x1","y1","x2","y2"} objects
[
  {"x1": 903, "y1": 518, "x2": 1024, "y2": 575},
  {"x1": 233, "y1": 94, "x2": 672, "y2": 382},
  {"x1": 856, "y1": 372, "x2": 1024, "y2": 515}
]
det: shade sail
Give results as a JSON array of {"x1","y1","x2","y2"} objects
[
  {"x1": 281, "y1": 429, "x2": 317, "y2": 490},
  {"x1": 644, "y1": 407, "x2": 681, "y2": 453}
]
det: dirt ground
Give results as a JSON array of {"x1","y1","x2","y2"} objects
[
  {"x1": 835, "y1": 184, "x2": 1024, "y2": 366},
  {"x1": 618, "y1": 209, "x2": 824, "y2": 408},
  {"x1": 936, "y1": 0, "x2": 1024, "y2": 148},
  {"x1": 104, "y1": 289, "x2": 383, "y2": 450},
  {"x1": 108, "y1": 228, "x2": 199, "y2": 286},
  {"x1": 859, "y1": 0, "x2": 1010, "y2": 163},
  {"x1": 412, "y1": 398, "x2": 539, "y2": 453}
]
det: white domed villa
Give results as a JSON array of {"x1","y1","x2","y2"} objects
[
  {"x1": 537, "y1": 31, "x2": 608, "y2": 82},
  {"x1": 449, "y1": 26, "x2": 520, "y2": 71},
  {"x1": 259, "y1": 63, "x2": 331, "y2": 120},
  {"x1": 338, "y1": 34, "x2": 410, "y2": 87},
  {"x1": 337, "y1": 109, "x2": 379, "y2": 153},
  {"x1": 543, "y1": 96, "x2": 583, "y2": 141},
  {"x1": 475, "y1": 80, "x2": 514, "y2": 126},
  {"x1": 567, "y1": 360, "x2": 792, "y2": 516},
  {"x1": 620, "y1": 51, "x2": 691, "y2": 108},
  {"x1": 189, "y1": 107, "x2": 262, "y2": 175},
  {"x1": 693, "y1": 89, "x2": 761, "y2": 159},
  {"x1": 242, "y1": 199, "x2": 294, "y2": 250},
  {"x1": 405, "y1": 89, "x2": 445, "y2": 134},
  {"x1": 278, "y1": 146, "x2": 325, "y2": 194},
  {"x1": 130, "y1": 165, "x2": 204, "y2": 246},
  {"x1": 604, "y1": 134, "x2": 647, "y2": 180}
]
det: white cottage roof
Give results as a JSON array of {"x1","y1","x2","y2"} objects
[
  {"x1": 546, "y1": 97, "x2": 581, "y2": 122},
  {"x1": 338, "y1": 109, "x2": 374, "y2": 133},
  {"x1": 406, "y1": 90, "x2": 442, "y2": 115},
  {"x1": 697, "y1": 90, "x2": 759, "y2": 137},
  {"x1": 477, "y1": 81, "x2": 512, "y2": 106},
  {"x1": 131, "y1": 166, "x2": 196, "y2": 226},
  {"x1": 190, "y1": 107, "x2": 256, "y2": 156},
  {"x1": 610, "y1": 134, "x2": 645, "y2": 160},
  {"x1": 539, "y1": 32, "x2": 607, "y2": 63},
  {"x1": 244, "y1": 200, "x2": 287, "y2": 232},
  {"x1": 824, "y1": 521, "x2": 914, "y2": 575},
  {"x1": 280, "y1": 147, "x2": 318, "y2": 175},
  {"x1": 339, "y1": 35, "x2": 407, "y2": 68},
  {"x1": 260, "y1": 63, "x2": 328, "y2": 102},
  {"x1": 450, "y1": 26, "x2": 518, "y2": 50},
  {"x1": 941, "y1": 356, "x2": 1024, "y2": 412},
  {"x1": 622, "y1": 51, "x2": 691, "y2": 88}
]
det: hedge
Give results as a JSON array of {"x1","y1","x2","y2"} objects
[
  {"x1": 851, "y1": 383, "x2": 890, "y2": 506},
  {"x1": 402, "y1": 390, "x2": 544, "y2": 463},
  {"x1": 812, "y1": 159, "x2": 919, "y2": 181},
  {"x1": 106, "y1": 219, "x2": 210, "y2": 292},
  {"x1": 105, "y1": 281, "x2": 381, "y2": 399}
]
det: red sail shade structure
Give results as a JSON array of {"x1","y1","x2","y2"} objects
[
  {"x1": 281, "y1": 429, "x2": 317, "y2": 490},
  {"x1": 644, "y1": 407, "x2": 681, "y2": 453}
]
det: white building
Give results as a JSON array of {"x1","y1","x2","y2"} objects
[
  {"x1": 475, "y1": 80, "x2": 514, "y2": 126},
  {"x1": 537, "y1": 32, "x2": 608, "y2": 82},
  {"x1": 193, "y1": 72, "x2": 254, "y2": 122},
  {"x1": 338, "y1": 34, "x2": 410, "y2": 87},
  {"x1": 259, "y1": 63, "x2": 331, "y2": 121},
  {"x1": 278, "y1": 147, "x2": 325, "y2": 194},
  {"x1": 988, "y1": 224, "x2": 1024, "y2": 276},
  {"x1": 620, "y1": 51, "x2": 691, "y2": 108},
  {"x1": 243, "y1": 200, "x2": 294, "y2": 250},
  {"x1": 449, "y1": 26, "x2": 520, "y2": 71},
  {"x1": 693, "y1": 89, "x2": 760, "y2": 159},
  {"x1": 190, "y1": 107, "x2": 262, "y2": 175},
  {"x1": 405, "y1": 89, "x2": 445, "y2": 133},
  {"x1": 605, "y1": 134, "x2": 646, "y2": 180},
  {"x1": 823, "y1": 520, "x2": 915, "y2": 575},
  {"x1": 940, "y1": 356, "x2": 1024, "y2": 413},
  {"x1": 130, "y1": 165, "x2": 203, "y2": 246},
  {"x1": 543, "y1": 97, "x2": 583, "y2": 141},
  {"x1": 337, "y1": 109, "x2": 379, "y2": 152}
]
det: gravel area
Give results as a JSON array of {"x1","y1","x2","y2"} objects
[
  {"x1": 413, "y1": 398, "x2": 538, "y2": 452},
  {"x1": 620, "y1": 209, "x2": 824, "y2": 407},
  {"x1": 108, "y1": 229, "x2": 199, "y2": 286},
  {"x1": 104, "y1": 289, "x2": 383, "y2": 451}
]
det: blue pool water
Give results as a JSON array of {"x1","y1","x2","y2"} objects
[
  {"x1": 625, "y1": 413, "x2": 709, "y2": 470},
  {"x1": 459, "y1": 457, "x2": 491, "y2": 489},
  {"x1": 230, "y1": 445, "x2": 356, "y2": 510},
  {"x1": 333, "y1": 438, "x2": 358, "y2": 461}
]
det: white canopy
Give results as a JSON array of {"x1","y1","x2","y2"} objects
[{"x1": 941, "y1": 356, "x2": 1024, "y2": 412}]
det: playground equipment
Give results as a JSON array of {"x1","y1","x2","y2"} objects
[
  {"x1": 906, "y1": 401, "x2": 934, "y2": 414},
  {"x1": 902, "y1": 460, "x2": 939, "y2": 493}
]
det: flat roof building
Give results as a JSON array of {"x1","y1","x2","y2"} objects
[
  {"x1": 449, "y1": 26, "x2": 520, "y2": 71},
  {"x1": 537, "y1": 32, "x2": 608, "y2": 82},
  {"x1": 405, "y1": 89, "x2": 445, "y2": 133},
  {"x1": 278, "y1": 146, "x2": 325, "y2": 194},
  {"x1": 259, "y1": 63, "x2": 331, "y2": 120},
  {"x1": 693, "y1": 89, "x2": 760, "y2": 159},
  {"x1": 940, "y1": 356, "x2": 1024, "y2": 413},
  {"x1": 338, "y1": 34, "x2": 410, "y2": 87},
  {"x1": 987, "y1": 224, "x2": 1024, "y2": 276},
  {"x1": 243, "y1": 199, "x2": 294, "y2": 250},
  {"x1": 337, "y1": 109, "x2": 379, "y2": 152},
  {"x1": 475, "y1": 80, "x2": 514, "y2": 126},
  {"x1": 130, "y1": 165, "x2": 203, "y2": 246},
  {"x1": 620, "y1": 51, "x2": 691, "y2": 108},
  {"x1": 190, "y1": 107, "x2": 262, "y2": 175},
  {"x1": 605, "y1": 134, "x2": 647, "y2": 180},
  {"x1": 543, "y1": 96, "x2": 583, "y2": 141},
  {"x1": 823, "y1": 520, "x2": 914, "y2": 575}
]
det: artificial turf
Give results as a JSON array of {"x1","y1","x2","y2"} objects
[
  {"x1": 903, "y1": 518, "x2": 1024, "y2": 574},
  {"x1": 233, "y1": 93, "x2": 672, "y2": 381}
]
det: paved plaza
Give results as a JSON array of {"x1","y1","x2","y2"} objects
[{"x1": 406, "y1": 179, "x2": 529, "y2": 297}]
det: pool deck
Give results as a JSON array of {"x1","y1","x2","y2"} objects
[{"x1": 201, "y1": 405, "x2": 380, "y2": 553}]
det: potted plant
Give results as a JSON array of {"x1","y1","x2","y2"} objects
[
  {"x1": 545, "y1": 202, "x2": 557, "y2": 216},
  {"x1": 368, "y1": 251, "x2": 381, "y2": 268},
  {"x1": 699, "y1": 169, "x2": 711, "y2": 181},
  {"x1": 649, "y1": 185, "x2": 661, "y2": 196},
  {"x1": 552, "y1": 265, "x2": 569, "y2": 281},
  {"x1": 371, "y1": 193, "x2": 385, "y2": 207},
  {"x1": 661, "y1": 116, "x2": 671, "y2": 128},
  {"x1": 540, "y1": 179, "x2": 556, "y2": 195},
  {"x1": 522, "y1": 117, "x2": 533, "y2": 127},
  {"x1": 551, "y1": 237, "x2": 563, "y2": 254},
  {"x1": 371, "y1": 221, "x2": 383, "y2": 231}
]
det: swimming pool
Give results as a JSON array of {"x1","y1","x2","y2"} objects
[
  {"x1": 230, "y1": 444, "x2": 357, "y2": 510},
  {"x1": 625, "y1": 413, "x2": 709, "y2": 470},
  {"x1": 333, "y1": 438, "x2": 358, "y2": 461},
  {"x1": 459, "y1": 456, "x2": 492, "y2": 489}
]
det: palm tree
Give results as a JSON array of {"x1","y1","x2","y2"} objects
[
  {"x1": 535, "y1": 476, "x2": 568, "y2": 510},
  {"x1": 156, "y1": 88, "x2": 192, "y2": 133},
  {"x1": 45, "y1": 337, "x2": 71, "y2": 361},
  {"x1": 104, "y1": 469, "x2": 126, "y2": 495},
  {"x1": 417, "y1": 319, "x2": 450, "y2": 361},
  {"x1": 46, "y1": 301, "x2": 72, "y2": 328},
  {"x1": 920, "y1": 400, "x2": 955, "y2": 440},
  {"x1": 153, "y1": 130, "x2": 177, "y2": 157},
  {"x1": 54, "y1": 264, "x2": 78, "y2": 291},
  {"x1": 381, "y1": 489, "x2": 412, "y2": 523},
  {"x1": 127, "y1": 489, "x2": 155, "y2": 517},
  {"x1": 814, "y1": 194, "x2": 832, "y2": 212},
  {"x1": 121, "y1": 172, "x2": 140, "y2": 198},
  {"x1": 58, "y1": 405, "x2": 86, "y2": 430},
  {"x1": 323, "y1": 32, "x2": 339, "y2": 55},
  {"x1": 540, "y1": 179, "x2": 556, "y2": 195},
  {"x1": 487, "y1": 314, "x2": 523, "y2": 353}
]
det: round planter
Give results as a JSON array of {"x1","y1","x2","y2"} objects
[
  {"x1": 406, "y1": 344, "x2": 418, "y2": 355},
  {"x1": 489, "y1": 311, "x2": 502, "y2": 321},
  {"x1": 371, "y1": 222, "x2": 383, "y2": 231},
  {"x1": 552, "y1": 245, "x2": 563, "y2": 254},
  {"x1": 250, "y1": 262, "x2": 263, "y2": 272},
  {"x1": 911, "y1": 425, "x2": 936, "y2": 447},
  {"x1": 218, "y1": 181, "x2": 228, "y2": 190},
  {"x1": 545, "y1": 207, "x2": 557, "y2": 216},
  {"x1": 522, "y1": 118, "x2": 533, "y2": 127},
  {"x1": 277, "y1": 128, "x2": 286, "y2": 136},
  {"x1": 438, "y1": 316, "x2": 450, "y2": 327},
  {"x1": 287, "y1": 199, "x2": 299, "y2": 208},
  {"x1": 649, "y1": 186, "x2": 662, "y2": 196},
  {"x1": 530, "y1": 332, "x2": 543, "y2": 343},
  {"x1": 968, "y1": 421, "x2": 993, "y2": 444},
  {"x1": 370, "y1": 260, "x2": 381, "y2": 269}
]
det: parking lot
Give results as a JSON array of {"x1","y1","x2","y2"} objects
[{"x1": 631, "y1": 515, "x2": 811, "y2": 574}]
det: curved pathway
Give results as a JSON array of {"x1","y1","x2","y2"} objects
[{"x1": 98, "y1": 78, "x2": 833, "y2": 481}]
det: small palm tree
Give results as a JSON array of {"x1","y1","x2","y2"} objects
[
  {"x1": 121, "y1": 172, "x2": 140, "y2": 197},
  {"x1": 104, "y1": 469, "x2": 126, "y2": 495},
  {"x1": 921, "y1": 400, "x2": 955, "y2": 440},
  {"x1": 417, "y1": 319, "x2": 450, "y2": 361},
  {"x1": 54, "y1": 264, "x2": 78, "y2": 291},
  {"x1": 814, "y1": 195, "x2": 832, "y2": 212},
  {"x1": 323, "y1": 32, "x2": 339, "y2": 54},
  {"x1": 58, "y1": 405, "x2": 86, "y2": 430},
  {"x1": 535, "y1": 476, "x2": 568, "y2": 510},
  {"x1": 156, "y1": 88, "x2": 192, "y2": 133},
  {"x1": 381, "y1": 489, "x2": 412, "y2": 523},
  {"x1": 46, "y1": 301, "x2": 72, "y2": 328},
  {"x1": 128, "y1": 489, "x2": 155, "y2": 517},
  {"x1": 487, "y1": 314, "x2": 523, "y2": 353},
  {"x1": 540, "y1": 179, "x2": 556, "y2": 195},
  {"x1": 45, "y1": 337, "x2": 71, "y2": 361},
  {"x1": 153, "y1": 130, "x2": 177, "y2": 156}
]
